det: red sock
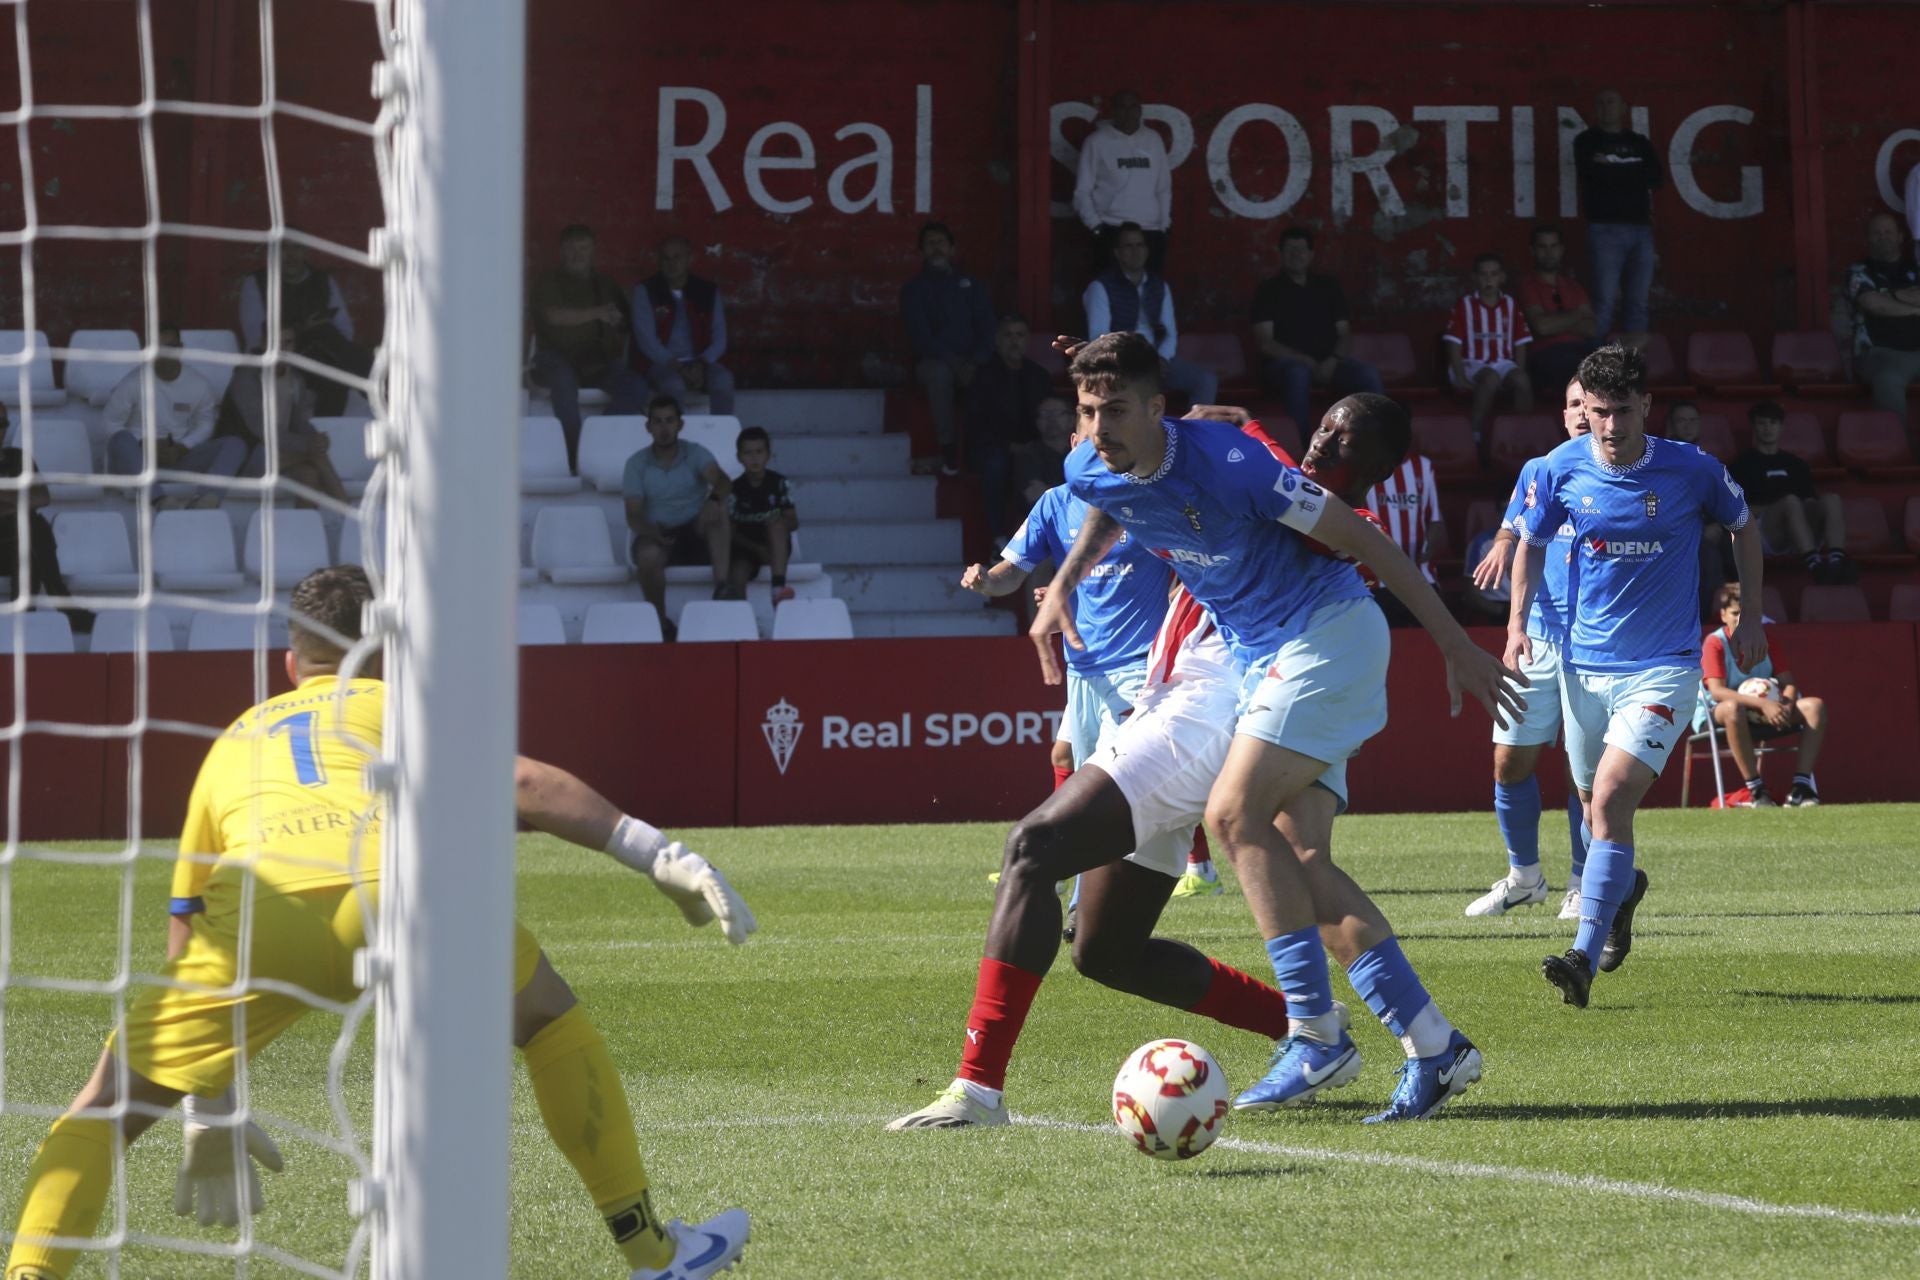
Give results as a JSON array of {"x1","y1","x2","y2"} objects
[
  {"x1": 1187, "y1": 827, "x2": 1211, "y2": 866},
  {"x1": 956, "y1": 957, "x2": 1045, "y2": 1089},
  {"x1": 1186, "y1": 956, "x2": 1288, "y2": 1039},
  {"x1": 1052, "y1": 764, "x2": 1072, "y2": 790}
]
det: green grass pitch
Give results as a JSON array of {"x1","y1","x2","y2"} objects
[{"x1": 4, "y1": 806, "x2": 1918, "y2": 1277}]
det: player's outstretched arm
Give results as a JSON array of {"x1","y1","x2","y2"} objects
[
  {"x1": 1028, "y1": 508, "x2": 1123, "y2": 684},
  {"x1": 1472, "y1": 528, "x2": 1517, "y2": 590},
  {"x1": 1728, "y1": 522, "x2": 1768, "y2": 670},
  {"x1": 515, "y1": 756, "x2": 758, "y2": 945},
  {"x1": 1505, "y1": 539, "x2": 1545, "y2": 671}
]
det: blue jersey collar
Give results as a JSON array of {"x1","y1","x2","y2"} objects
[{"x1": 1586, "y1": 431, "x2": 1657, "y2": 475}]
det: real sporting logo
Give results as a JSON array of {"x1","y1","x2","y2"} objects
[{"x1": 762, "y1": 698, "x2": 804, "y2": 774}]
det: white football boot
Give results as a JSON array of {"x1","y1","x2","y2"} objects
[
  {"x1": 630, "y1": 1208, "x2": 749, "y2": 1280},
  {"x1": 1465, "y1": 870, "x2": 1551, "y2": 917},
  {"x1": 886, "y1": 1081, "x2": 1009, "y2": 1130}
]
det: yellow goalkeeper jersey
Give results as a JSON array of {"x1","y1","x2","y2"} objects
[{"x1": 170, "y1": 675, "x2": 386, "y2": 904}]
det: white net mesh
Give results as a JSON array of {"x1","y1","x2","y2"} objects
[{"x1": 1, "y1": 1, "x2": 410, "y2": 1274}]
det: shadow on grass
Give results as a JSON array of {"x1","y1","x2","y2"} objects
[
  {"x1": 1397, "y1": 927, "x2": 1710, "y2": 943},
  {"x1": 1668, "y1": 909, "x2": 1920, "y2": 921},
  {"x1": 1197, "y1": 1163, "x2": 1313, "y2": 1180},
  {"x1": 1736, "y1": 989, "x2": 1920, "y2": 1006},
  {"x1": 1456, "y1": 1096, "x2": 1920, "y2": 1122}
]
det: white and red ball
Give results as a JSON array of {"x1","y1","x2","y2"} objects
[
  {"x1": 1738, "y1": 676, "x2": 1782, "y2": 723},
  {"x1": 1111, "y1": 1038, "x2": 1231, "y2": 1161}
]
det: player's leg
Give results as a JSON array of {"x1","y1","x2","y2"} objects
[
  {"x1": 1787, "y1": 696, "x2": 1827, "y2": 805},
  {"x1": 1562, "y1": 765, "x2": 1591, "y2": 918},
  {"x1": 1474, "y1": 640, "x2": 1566, "y2": 917},
  {"x1": 1712, "y1": 698, "x2": 1768, "y2": 802},
  {"x1": 1170, "y1": 825, "x2": 1221, "y2": 897},
  {"x1": 1580, "y1": 745, "x2": 1659, "y2": 974}
]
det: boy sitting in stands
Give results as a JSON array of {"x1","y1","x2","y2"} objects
[
  {"x1": 726, "y1": 426, "x2": 800, "y2": 603},
  {"x1": 1696, "y1": 583, "x2": 1829, "y2": 808}
]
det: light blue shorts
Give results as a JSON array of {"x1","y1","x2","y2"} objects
[
  {"x1": 1059, "y1": 662, "x2": 1148, "y2": 769},
  {"x1": 1233, "y1": 598, "x2": 1388, "y2": 808},
  {"x1": 1492, "y1": 635, "x2": 1565, "y2": 748},
  {"x1": 1561, "y1": 662, "x2": 1700, "y2": 792}
]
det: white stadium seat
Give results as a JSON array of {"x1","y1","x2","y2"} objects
[
  {"x1": 771, "y1": 596, "x2": 854, "y2": 640},
  {"x1": 313, "y1": 416, "x2": 374, "y2": 497},
  {"x1": 0, "y1": 330, "x2": 66, "y2": 408},
  {"x1": 87, "y1": 611, "x2": 175, "y2": 654},
  {"x1": 530, "y1": 506, "x2": 628, "y2": 585},
  {"x1": 679, "y1": 415, "x2": 743, "y2": 479},
  {"x1": 516, "y1": 602, "x2": 567, "y2": 646},
  {"x1": 5, "y1": 418, "x2": 103, "y2": 500},
  {"x1": 179, "y1": 329, "x2": 241, "y2": 402},
  {"x1": 581, "y1": 601, "x2": 664, "y2": 644},
  {"x1": 675, "y1": 599, "x2": 758, "y2": 642},
  {"x1": 63, "y1": 329, "x2": 142, "y2": 407},
  {"x1": 52, "y1": 511, "x2": 141, "y2": 593},
  {"x1": 521, "y1": 416, "x2": 583, "y2": 494},
  {"x1": 153, "y1": 510, "x2": 246, "y2": 592},
  {"x1": 577, "y1": 415, "x2": 649, "y2": 492},
  {"x1": 0, "y1": 610, "x2": 75, "y2": 654},
  {"x1": 243, "y1": 508, "x2": 331, "y2": 589},
  {"x1": 187, "y1": 610, "x2": 288, "y2": 652}
]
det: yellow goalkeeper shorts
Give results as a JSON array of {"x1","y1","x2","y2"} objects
[{"x1": 118, "y1": 873, "x2": 542, "y2": 1096}]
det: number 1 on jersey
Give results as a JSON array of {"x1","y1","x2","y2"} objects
[{"x1": 269, "y1": 710, "x2": 327, "y2": 787}]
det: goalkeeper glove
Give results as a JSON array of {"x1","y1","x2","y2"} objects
[
  {"x1": 174, "y1": 1088, "x2": 284, "y2": 1227},
  {"x1": 648, "y1": 841, "x2": 759, "y2": 945}
]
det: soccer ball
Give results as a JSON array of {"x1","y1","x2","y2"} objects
[
  {"x1": 1111, "y1": 1039, "x2": 1230, "y2": 1161},
  {"x1": 1737, "y1": 676, "x2": 1781, "y2": 723}
]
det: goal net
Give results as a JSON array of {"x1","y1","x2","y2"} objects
[{"x1": 1, "y1": 1, "x2": 523, "y2": 1276}]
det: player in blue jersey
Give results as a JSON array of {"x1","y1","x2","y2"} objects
[
  {"x1": 1509, "y1": 344, "x2": 1764, "y2": 1007},
  {"x1": 1034, "y1": 334, "x2": 1523, "y2": 1122},
  {"x1": 1466, "y1": 375, "x2": 1593, "y2": 920}
]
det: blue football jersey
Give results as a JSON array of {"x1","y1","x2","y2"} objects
[
  {"x1": 1003, "y1": 484, "x2": 1171, "y2": 675},
  {"x1": 1502, "y1": 455, "x2": 1575, "y2": 645},
  {"x1": 1065, "y1": 419, "x2": 1369, "y2": 668},
  {"x1": 1516, "y1": 434, "x2": 1748, "y2": 673}
]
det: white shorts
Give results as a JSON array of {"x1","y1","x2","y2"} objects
[
  {"x1": 1059, "y1": 663, "x2": 1147, "y2": 769},
  {"x1": 1450, "y1": 357, "x2": 1521, "y2": 390},
  {"x1": 1086, "y1": 634, "x2": 1240, "y2": 878},
  {"x1": 1232, "y1": 598, "x2": 1388, "y2": 808},
  {"x1": 1492, "y1": 635, "x2": 1565, "y2": 747},
  {"x1": 1561, "y1": 663, "x2": 1700, "y2": 791}
]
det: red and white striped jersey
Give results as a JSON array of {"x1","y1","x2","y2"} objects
[
  {"x1": 1443, "y1": 292, "x2": 1533, "y2": 364},
  {"x1": 1364, "y1": 455, "x2": 1442, "y2": 583}
]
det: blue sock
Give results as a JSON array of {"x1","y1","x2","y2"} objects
[
  {"x1": 1344, "y1": 937, "x2": 1431, "y2": 1040},
  {"x1": 1573, "y1": 839, "x2": 1636, "y2": 973},
  {"x1": 1264, "y1": 926, "x2": 1333, "y2": 1019},
  {"x1": 1569, "y1": 798, "x2": 1590, "y2": 884},
  {"x1": 1494, "y1": 778, "x2": 1542, "y2": 870}
]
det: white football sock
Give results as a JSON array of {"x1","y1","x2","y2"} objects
[
  {"x1": 1289, "y1": 1008, "x2": 1346, "y2": 1044},
  {"x1": 1510, "y1": 863, "x2": 1545, "y2": 887},
  {"x1": 957, "y1": 1078, "x2": 1002, "y2": 1108},
  {"x1": 604, "y1": 815, "x2": 667, "y2": 874},
  {"x1": 1400, "y1": 1000, "x2": 1456, "y2": 1060}
]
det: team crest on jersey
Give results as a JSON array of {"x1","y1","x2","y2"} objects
[
  {"x1": 1227, "y1": 448, "x2": 1245, "y2": 463},
  {"x1": 1524, "y1": 479, "x2": 1537, "y2": 508},
  {"x1": 1182, "y1": 503, "x2": 1203, "y2": 532},
  {"x1": 1643, "y1": 491, "x2": 1659, "y2": 519},
  {"x1": 1580, "y1": 495, "x2": 1594, "y2": 507}
]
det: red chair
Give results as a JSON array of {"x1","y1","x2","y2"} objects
[
  {"x1": 1836, "y1": 410, "x2": 1917, "y2": 472},
  {"x1": 1890, "y1": 583, "x2": 1920, "y2": 622},
  {"x1": 1685, "y1": 331, "x2": 1771, "y2": 390},
  {"x1": 1761, "y1": 584, "x2": 1790, "y2": 623},
  {"x1": 1488, "y1": 413, "x2": 1561, "y2": 474},
  {"x1": 1778, "y1": 411, "x2": 1832, "y2": 467},
  {"x1": 1798, "y1": 584, "x2": 1871, "y2": 623},
  {"x1": 1770, "y1": 330, "x2": 1850, "y2": 392},
  {"x1": 1905, "y1": 496, "x2": 1920, "y2": 552},
  {"x1": 1691, "y1": 413, "x2": 1737, "y2": 463},
  {"x1": 1412, "y1": 413, "x2": 1478, "y2": 479},
  {"x1": 1025, "y1": 332, "x2": 1067, "y2": 380},
  {"x1": 1461, "y1": 499, "x2": 1504, "y2": 544},
  {"x1": 1175, "y1": 332, "x2": 1249, "y2": 387},
  {"x1": 1841, "y1": 495, "x2": 1896, "y2": 556},
  {"x1": 1349, "y1": 332, "x2": 1420, "y2": 386},
  {"x1": 1636, "y1": 334, "x2": 1686, "y2": 388}
]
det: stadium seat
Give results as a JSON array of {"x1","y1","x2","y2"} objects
[
  {"x1": 581, "y1": 601, "x2": 665, "y2": 644},
  {"x1": 187, "y1": 610, "x2": 289, "y2": 651},
  {"x1": 771, "y1": 596, "x2": 854, "y2": 640},
  {"x1": 0, "y1": 610, "x2": 74, "y2": 654},
  {"x1": 1685, "y1": 331, "x2": 1768, "y2": 389},
  {"x1": 0, "y1": 330, "x2": 66, "y2": 407},
  {"x1": 1835, "y1": 410, "x2": 1915, "y2": 471},
  {"x1": 1761, "y1": 584, "x2": 1790, "y2": 624},
  {"x1": 1488, "y1": 413, "x2": 1560, "y2": 474},
  {"x1": 179, "y1": 329, "x2": 241, "y2": 402},
  {"x1": 6, "y1": 418, "x2": 104, "y2": 500},
  {"x1": 1175, "y1": 332, "x2": 1248, "y2": 386},
  {"x1": 1906, "y1": 496, "x2": 1920, "y2": 553},
  {"x1": 1797, "y1": 584, "x2": 1871, "y2": 623},
  {"x1": 1024, "y1": 332, "x2": 1067, "y2": 379},
  {"x1": 521, "y1": 416, "x2": 583, "y2": 494},
  {"x1": 63, "y1": 329, "x2": 141, "y2": 407},
  {"x1": 577, "y1": 415, "x2": 649, "y2": 492},
  {"x1": 87, "y1": 611, "x2": 174, "y2": 653},
  {"x1": 530, "y1": 506, "x2": 628, "y2": 585},
  {"x1": 1778, "y1": 411, "x2": 1833, "y2": 469},
  {"x1": 1461, "y1": 499, "x2": 1504, "y2": 545},
  {"x1": 1348, "y1": 332, "x2": 1420, "y2": 387},
  {"x1": 314, "y1": 417, "x2": 375, "y2": 497},
  {"x1": 1411, "y1": 414, "x2": 1478, "y2": 479},
  {"x1": 243, "y1": 508, "x2": 331, "y2": 589},
  {"x1": 152, "y1": 510, "x2": 245, "y2": 592},
  {"x1": 1638, "y1": 333, "x2": 1686, "y2": 388},
  {"x1": 1890, "y1": 583, "x2": 1920, "y2": 622},
  {"x1": 1689, "y1": 413, "x2": 1737, "y2": 463},
  {"x1": 676, "y1": 599, "x2": 758, "y2": 642},
  {"x1": 52, "y1": 511, "x2": 141, "y2": 593},
  {"x1": 1840, "y1": 495, "x2": 1893, "y2": 555},
  {"x1": 680, "y1": 415, "x2": 744, "y2": 480},
  {"x1": 515, "y1": 602, "x2": 567, "y2": 646},
  {"x1": 1769, "y1": 330, "x2": 1846, "y2": 389}
]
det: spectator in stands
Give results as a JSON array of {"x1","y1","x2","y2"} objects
[
  {"x1": 1700, "y1": 583, "x2": 1829, "y2": 808},
  {"x1": 221, "y1": 363, "x2": 351, "y2": 506},
  {"x1": 1574, "y1": 87, "x2": 1662, "y2": 348},
  {"x1": 1073, "y1": 90, "x2": 1171, "y2": 275},
  {"x1": 239, "y1": 241, "x2": 374, "y2": 418},
  {"x1": 1012, "y1": 395, "x2": 1074, "y2": 525},
  {"x1": 0, "y1": 442, "x2": 90, "y2": 633},
  {"x1": 1846, "y1": 212, "x2": 1920, "y2": 444},
  {"x1": 101, "y1": 322, "x2": 246, "y2": 510},
  {"x1": 901, "y1": 220, "x2": 995, "y2": 476},
  {"x1": 1662, "y1": 399, "x2": 1702, "y2": 445},
  {"x1": 1250, "y1": 227, "x2": 1383, "y2": 438},
  {"x1": 1518, "y1": 223, "x2": 1599, "y2": 396},
  {"x1": 1731, "y1": 399, "x2": 1854, "y2": 585},
  {"x1": 529, "y1": 223, "x2": 643, "y2": 471},
  {"x1": 971, "y1": 313, "x2": 1053, "y2": 540},
  {"x1": 726, "y1": 426, "x2": 798, "y2": 604},
  {"x1": 625, "y1": 395, "x2": 734, "y2": 635},
  {"x1": 1083, "y1": 222, "x2": 1217, "y2": 408},
  {"x1": 634, "y1": 234, "x2": 736, "y2": 415},
  {"x1": 1445, "y1": 253, "x2": 1534, "y2": 442},
  {"x1": 1363, "y1": 450, "x2": 1444, "y2": 628}
]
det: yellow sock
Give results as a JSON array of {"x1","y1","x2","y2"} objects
[
  {"x1": 522, "y1": 1005, "x2": 672, "y2": 1271},
  {"x1": 6, "y1": 1114, "x2": 116, "y2": 1280}
]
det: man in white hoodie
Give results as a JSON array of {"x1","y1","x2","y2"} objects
[{"x1": 1074, "y1": 90, "x2": 1171, "y2": 275}]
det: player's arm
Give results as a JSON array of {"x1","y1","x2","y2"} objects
[
  {"x1": 1028, "y1": 508, "x2": 1122, "y2": 684},
  {"x1": 961, "y1": 558, "x2": 1030, "y2": 597},
  {"x1": 1715, "y1": 466, "x2": 1768, "y2": 671},
  {"x1": 1472, "y1": 526, "x2": 1517, "y2": 589},
  {"x1": 1506, "y1": 538, "x2": 1546, "y2": 671},
  {"x1": 167, "y1": 760, "x2": 223, "y2": 959}
]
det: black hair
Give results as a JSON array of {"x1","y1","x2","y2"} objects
[
  {"x1": 919, "y1": 220, "x2": 954, "y2": 248},
  {"x1": 997, "y1": 312, "x2": 1031, "y2": 329},
  {"x1": 646, "y1": 394, "x2": 682, "y2": 419},
  {"x1": 289, "y1": 565, "x2": 372, "y2": 665},
  {"x1": 1068, "y1": 331, "x2": 1163, "y2": 396},
  {"x1": 1748, "y1": 399, "x2": 1785, "y2": 424},
  {"x1": 1576, "y1": 344, "x2": 1649, "y2": 399},
  {"x1": 1280, "y1": 227, "x2": 1313, "y2": 249},
  {"x1": 559, "y1": 223, "x2": 594, "y2": 243},
  {"x1": 1473, "y1": 252, "x2": 1504, "y2": 271},
  {"x1": 1341, "y1": 393, "x2": 1412, "y2": 476},
  {"x1": 1530, "y1": 223, "x2": 1563, "y2": 243},
  {"x1": 736, "y1": 425, "x2": 771, "y2": 452}
]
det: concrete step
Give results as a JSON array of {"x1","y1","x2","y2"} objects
[
  {"x1": 831, "y1": 564, "x2": 990, "y2": 613},
  {"x1": 853, "y1": 609, "x2": 1020, "y2": 638},
  {"x1": 805, "y1": 519, "x2": 961, "y2": 566},
  {"x1": 733, "y1": 389, "x2": 885, "y2": 435},
  {"x1": 773, "y1": 432, "x2": 910, "y2": 479},
  {"x1": 786, "y1": 475, "x2": 934, "y2": 522}
]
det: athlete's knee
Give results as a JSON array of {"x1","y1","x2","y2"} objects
[
  {"x1": 1797, "y1": 696, "x2": 1826, "y2": 728},
  {"x1": 1493, "y1": 744, "x2": 1538, "y2": 785},
  {"x1": 1713, "y1": 699, "x2": 1741, "y2": 727},
  {"x1": 1203, "y1": 798, "x2": 1263, "y2": 852},
  {"x1": 1002, "y1": 814, "x2": 1072, "y2": 884},
  {"x1": 1069, "y1": 931, "x2": 1133, "y2": 989},
  {"x1": 1049, "y1": 739, "x2": 1075, "y2": 774}
]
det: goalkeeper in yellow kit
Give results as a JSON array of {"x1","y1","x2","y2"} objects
[{"x1": 7, "y1": 566, "x2": 754, "y2": 1280}]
